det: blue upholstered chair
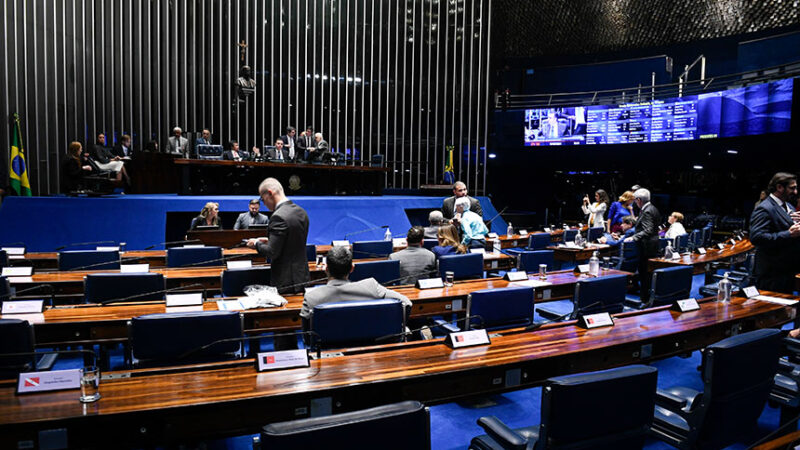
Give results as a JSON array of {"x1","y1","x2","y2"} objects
[
  {"x1": 470, "y1": 365, "x2": 658, "y2": 450},
  {"x1": 702, "y1": 225, "x2": 714, "y2": 246},
  {"x1": 610, "y1": 241, "x2": 639, "y2": 273},
  {"x1": 438, "y1": 253, "x2": 484, "y2": 280},
  {"x1": 307, "y1": 299, "x2": 405, "y2": 350},
  {"x1": 659, "y1": 238, "x2": 671, "y2": 254},
  {"x1": 58, "y1": 250, "x2": 120, "y2": 271},
  {"x1": 220, "y1": 267, "x2": 272, "y2": 297},
  {"x1": 674, "y1": 233, "x2": 689, "y2": 253},
  {"x1": 466, "y1": 286, "x2": 535, "y2": 331},
  {"x1": 587, "y1": 226, "x2": 605, "y2": 243},
  {"x1": 84, "y1": 273, "x2": 165, "y2": 304},
  {"x1": 0, "y1": 250, "x2": 7, "y2": 268},
  {"x1": 128, "y1": 310, "x2": 243, "y2": 368},
  {"x1": 422, "y1": 239, "x2": 438, "y2": 250},
  {"x1": 350, "y1": 260, "x2": 401, "y2": 285},
  {"x1": 306, "y1": 244, "x2": 317, "y2": 262},
  {"x1": 688, "y1": 229, "x2": 703, "y2": 251},
  {"x1": 563, "y1": 229, "x2": 578, "y2": 243},
  {"x1": 651, "y1": 328, "x2": 782, "y2": 449},
  {"x1": 255, "y1": 401, "x2": 430, "y2": 449},
  {"x1": 625, "y1": 266, "x2": 693, "y2": 310},
  {"x1": 537, "y1": 273, "x2": 628, "y2": 320},
  {"x1": 0, "y1": 318, "x2": 58, "y2": 379},
  {"x1": 527, "y1": 233, "x2": 552, "y2": 251},
  {"x1": 166, "y1": 246, "x2": 223, "y2": 268},
  {"x1": 352, "y1": 240, "x2": 393, "y2": 260},
  {"x1": 515, "y1": 250, "x2": 555, "y2": 273}
]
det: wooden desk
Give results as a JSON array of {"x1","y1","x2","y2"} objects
[
  {"x1": 186, "y1": 229, "x2": 265, "y2": 248},
  {"x1": 18, "y1": 269, "x2": 631, "y2": 347},
  {"x1": 489, "y1": 227, "x2": 585, "y2": 249},
  {"x1": 648, "y1": 238, "x2": 754, "y2": 283},
  {"x1": 546, "y1": 243, "x2": 612, "y2": 263},
  {"x1": 0, "y1": 293, "x2": 792, "y2": 447}
]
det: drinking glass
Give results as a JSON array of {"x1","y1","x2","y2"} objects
[
  {"x1": 80, "y1": 366, "x2": 101, "y2": 403},
  {"x1": 444, "y1": 271, "x2": 455, "y2": 287}
]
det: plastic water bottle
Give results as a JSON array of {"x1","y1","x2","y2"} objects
[
  {"x1": 589, "y1": 251, "x2": 600, "y2": 276},
  {"x1": 506, "y1": 222, "x2": 514, "y2": 237},
  {"x1": 717, "y1": 272, "x2": 732, "y2": 302},
  {"x1": 384, "y1": 228, "x2": 392, "y2": 241},
  {"x1": 574, "y1": 231, "x2": 584, "y2": 247},
  {"x1": 664, "y1": 242, "x2": 674, "y2": 259}
]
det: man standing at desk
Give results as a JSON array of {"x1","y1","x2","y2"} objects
[
  {"x1": 442, "y1": 181, "x2": 483, "y2": 220},
  {"x1": 625, "y1": 188, "x2": 661, "y2": 302},
  {"x1": 234, "y1": 198, "x2": 269, "y2": 230},
  {"x1": 750, "y1": 172, "x2": 800, "y2": 293},
  {"x1": 247, "y1": 178, "x2": 310, "y2": 294},
  {"x1": 279, "y1": 127, "x2": 298, "y2": 162}
]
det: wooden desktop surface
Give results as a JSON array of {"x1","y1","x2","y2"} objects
[
  {"x1": 648, "y1": 238, "x2": 753, "y2": 276},
  {"x1": 0, "y1": 292, "x2": 793, "y2": 447}
]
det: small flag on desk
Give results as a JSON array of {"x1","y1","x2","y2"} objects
[
  {"x1": 443, "y1": 146, "x2": 455, "y2": 184},
  {"x1": 9, "y1": 113, "x2": 32, "y2": 196}
]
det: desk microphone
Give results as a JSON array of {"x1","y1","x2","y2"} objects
[
  {"x1": 144, "y1": 239, "x2": 203, "y2": 250},
  {"x1": 343, "y1": 225, "x2": 389, "y2": 240},
  {"x1": 0, "y1": 284, "x2": 55, "y2": 305},
  {"x1": 484, "y1": 206, "x2": 509, "y2": 227},
  {"x1": 0, "y1": 348, "x2": 98, "y2": 366},
  {"x1": 99, "y1": 283, "x2": 207, "y2": 305},
  {"x1": 177, "y1": 331, "x2": 322, "y2": 360},
  {"x1": 524, "y1": 301, "x2": 603, "y2": 331},
  {"x1": 54, "y1": 241, "x2": 117, "y2": 251},
  {"x1": 374, "y1": 315, "x2": 485, "y2": 344}
]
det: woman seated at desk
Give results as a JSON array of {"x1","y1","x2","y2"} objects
[
  {"x1": 664, "y1": 211, "x2": 687, "y2": 239},
  {"x1": 190, "y1": 202, "x2": 222, "y2": 229},
  {"x1": 432, "y1": 224, "x2": 467, "y2": 258},
  {"x1": 60, "y1": 141, "x2": 94, "y2": 193}
]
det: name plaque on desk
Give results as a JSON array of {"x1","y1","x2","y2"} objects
[
  {"x1": 729, "y1": 239, "x2": 736, "y2": 246},
  {"x1": 166, "y1": 293, "x2": 204, "y2": 307},
  {"x1": 416, "y1": 278, "x2": 445, "y2": 289},
  {"x1": 518, "y1": 230, "x2": 528, "y2": 236},
  {"x1": 183, "y1": 244, "x2": 206, "y2": 248},
  {"x1": 574, "y1": 264, "x2": 590, "y2": 274},
  {"x1": 486, "y1": 233, "x2": 498, "y2": 239},
  {"x1": 331, "y1": 240, "x2": 350, "y2": 247},
  {"x1": 577, "y1": 312, "x2": 614, "y2": 329},
  {"x1": 2, "y1": 266, "x2": 33, "y2": 277},
  {"x1": 671, "y1": 298, "x2": 700, "y2": 312},
  {"x1": 444, "y1": 329, "x2": 491, "y2": 349},
  {"x1": 717, "y1": 243, "x2": 726, "y2": 250},
  {"x1": 1, "y1": 246, "x2": 25, "y2": 255},
  {"x1": 120, "y1": 264, "x2": 150, "y2": 273},
  {"x1": 96, "y1": 246, "x2": 120, "y2": 251},
  {"x1": 2, "y1": 300, "x2": 44, "y2": 314},
  {"x1": 16, "y1": 369, "x2": 81, "y2": 395},
  {"x1": 544, "y1": 228, "x2": 552, "y2": 233},
  {"x1": 256, "y1": 349, "x2": 310, "y2": 372},
  {"x1": 743, "y1": 286, "x2": 760, "y2": 298},
  {"x1": 504, "y1": 271, "x2": 528, "y2": 282},
  {"x1": 696, "y1": 247, "x2": 706, "y2": 255},
  {"x1": 226, "y1": 260, "x2": 252, "y2": 269}
]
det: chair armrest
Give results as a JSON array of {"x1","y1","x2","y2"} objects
[
  {"x1": 476, "y1": 416, "x2": 528, "y2": 450},
  {"x1": 623, "y1": 298, "x2": 644, "y2": 309},
  {"x1": 35, "y1": 353, "x2": 58, "y2": 371},
  {"x1": 432, "y1": 318, "x2": 461, "y2": 334},
  {"x1": 656, "y1": 389, "x2": 688, "y2": 410},
  {"x1": 783, "y1": 337, "x2": 800, "y2": 358},
  {"x1": 778, "y1": 358, "x2": 796, "y2": 375}
]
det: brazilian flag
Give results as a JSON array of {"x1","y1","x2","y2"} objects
[
  {"x1": 443, "y1": 146, "x2": 455, "y2": 185},
  {"x1": 9, "y1": 113, "x2": 32, "y2": 196}
]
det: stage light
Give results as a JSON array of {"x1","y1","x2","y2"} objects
[
  {"x1": 693, "y1": 165, "x2": 703, "y2": 170},
  {"x1": 726, "y1": 149, "x2": 738, "y2": 154},
  {"x1": 488, "y1": 153, "x2": 496, "y2": 159}
]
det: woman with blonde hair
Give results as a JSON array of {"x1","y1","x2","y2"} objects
[
  {"x1": 432, "y1": 224, "x2": 467, "y2": 258},
  {"x1": 60, "y1": 141, "x2": 94, "y2": 193},
  {"x1": 190, "y1": 202, "x2": 221, "y2": 229},
  {"x1": 607, "y1": 191, "x2": 636, "y2": 233},
  {"x1": 664, "y1": 212, "x2": 687, "y2": 239}
]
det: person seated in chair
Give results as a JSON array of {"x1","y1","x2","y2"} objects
[
  {"x1": 424, "y1": 210, "x2": 445, "y2": 239},
  {"x1": 267, "y1": 138, "x2": 289, "y2": 161},
  {"x1": 389, "y1": 226, "x2": 437, "y2": 285},
  {"x1": 432, "y1": 224, "x2": 467, "y2": 258},
  {"x1": 301, "y1": 246, "x2": 411, "y2": 320},
  {"x1": 453, "y1": 197, "x2": 488, "y2": 249},
  {"x1": 664, "y1": 211, "x2": 687, "y2": 239},
  {"x1": 189, "y1": 202, "x2": 222, "y2": 230},
  {"x1": 234, "y1": 198, "x2": 269, "y2": 230},
  {"x1": 222, "y1": 140, "x2": 250, "y2": 161},
  {"x1": 598, "y1": 216, "x2": 635, "y2": 248},
  {"x1": 61, "y1": 141, "x2": 95, "y2": 193},
  {"x1": 91, "y1": 133, "x2": 129, "y2": 184}
]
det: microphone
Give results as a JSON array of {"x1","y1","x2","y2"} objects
[
  {"x1": 343, "y1": 225, "x2": 389, "y2": 240},
  {"x1": 374, "y1": 314, "x2": 485, "y2": 343},
  {"x1": 54, "y1": 241, "x2": 116, "y2": 251},
  {"x1": 0, "y1": 348, "x2": 98, "y2": 367},
  {"x1": 0, "y1": 284, "x2": 55, "y2": 306},
  {"x1": 177, "y1": 330, "x2": 322, "y2": 360},
  {"x1": 99, "y1": 283, "x2": 207, "y2": 305},
  {"x1": 484, "y1": 206, "x2": 509, "y2": 227},
  {"x1": 144, "y1": 239, "x2": 203, "y2": 250},
  {"x1": 525, "y1": 301, "x2": 603, "y2": 330}
]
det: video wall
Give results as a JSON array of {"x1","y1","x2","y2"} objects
[{"x1": 523, "y1": 78, "x2": 794, "y2": 146}]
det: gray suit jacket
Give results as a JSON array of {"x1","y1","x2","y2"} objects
[
  {"x1": 255, "y1": 200, "x2": 310, "y2": 294},
  {"x1": 423, "y1": 225, "x2": 441, "y2": 240},
  {"x1": 233, "y1": 212, "x2": 269, "y2": 230},
  {"x1": 301, "y1": 278, "x2": 411, "y2": 319},
  {"x1": 388, "y1": 246, "x2": 437, "y2": 285},
  {"x1": 442, "y1": 195, "x2": 483, "y2": 219},
  {"x1": 166, "y1": 136, "x2": 189, "y2": 155}
]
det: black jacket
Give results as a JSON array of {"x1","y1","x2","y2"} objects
[
  {"x1": 631, "y1": 202, "x2": 661, "y2": 258},
  {"x1": 441, "y1": 195, "x2": 484, "y2": 220},
  {"x1": 750, "y1": 195, "x2": 800, "y2": 293},
  {"x1": 255, "y1": 200, "x2": 310, "y2": 294}
]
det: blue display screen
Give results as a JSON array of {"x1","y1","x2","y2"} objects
[{"x1": 523, "y1": 78, "x2": 793, "y2": 146}]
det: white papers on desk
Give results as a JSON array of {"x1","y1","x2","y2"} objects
[
  {"x1": 7, "y1": 276, "x2": 34, "y2": 283},
  {"x1": 751, "y1": 295, "x2": 798, "y2": 306},
  {"x1": 216, "y1": 297, "x2": 262, "y2": 311},
  {"x1": 508, "y1": 279, "x2": 553, "y2": 289}
]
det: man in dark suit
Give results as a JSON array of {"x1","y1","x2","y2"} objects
[
  {"x1": 750, "y1": 172, "x2": 800, "y2": 294},
  {"x1": 441, "y1": 181, "x2": 483, "y2": 220},
  {"x1": 222, "y1": 140, "x2": 250, "y2": 161},
  {"x1": 267, "y1": 139, "x2": 289, "y2": 161},
  {"x1": 625, "y1": 188, "x2": 661, "y2": 302},
  {"x1": 111, "y1": 134, "x2": 133, "y2": 158},
  {"x1": 247, "y1": 177, "x2": 310, "y2": 295},
  {"x1": 196, "y1": 129, "x2": 212, "y2": 146},
  {"x1": 279, "y1": 126, "x2": 298, "y2": 162},
  {"x1": 297, "y1": 125, "x2": 315, "y2": 160}
]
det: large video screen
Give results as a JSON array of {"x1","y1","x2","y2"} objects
[{"x1": 523, "y1": 78, "x2": 793, "y2": 146}]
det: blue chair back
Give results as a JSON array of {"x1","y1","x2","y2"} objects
[
  {"x1": 658, "y1": 238, "x2": 671, "y2": 253},
  {"x1": 694, "y1": 328, "x2": 782, "y2": 448},
  {"x1": 166, "y1": 246, "x2": 223, "y2": 268},
  {"x1": 0, "y1": 319, "x2": 36, "y2": 378},
  {"x1": 352, "y1": 240, "x2": 393, "y2": 259},
  {"x1": 587, "y1": 226, "x2": 605, "y2": 242},
  {"x1": 422, "y1": 239, "x2": 438, "y2": 250},
  {"x1": 129, "y1": 310, "x2": 243, "y2": 367},
  {"x1": 649, "y1": 266, "x2": 693, "y2": 308},
  {"x1": 260, "y1": 401, "x2": 430, "y2": 449},
  {"x1": 572, "y1": 274, "x2": 628, "y2": 318},
  {"x1": 614, "y1": 241, "x2": 639, "y2": 273},
  {"x1": 306, "y1": 244, "x2": 317, "y2": 262},
  {"x1": 689, "y1": 229, "x2": 702, "y2": 249},
  {"x1": 539, "y1": 365, "x2": 658, "y2": 448},
  {"x1": 310, "y1": 299, "x2": 405, "y2": 349},
  {"x1": 527, "y1": 233, "x2": 551, "y2": 250},
  {"x1": 221, "y1": 267, "x2": 272, "y2": 297},
  {"x1": 350, "y1": 260, "x2": 400, "y2": 285},
  {"x1": 0, "y1": 250, "x2": 7, "y2": 267},
  {"x1": 467, "y1": 286, "x2": 534, "y2": 331},
  {"x1": 563, "y1": 229, "x2": 578, "y2": 242},
  {"x1": 438, "y1": 253, "x2": 484, "y2": 280},
  {"x1": 58, "y1": 250, "x2": 120, "y2": 271},
  {"x1": 702, "y1": 225, "x2": 713, "y2": 246},
  {"x1": 674, "y1": 233, "x2": 689, "y2": 252},
  {"x1": 0, "y1": 276, "x2": 10, "y2": 301},
  {"x1": 84, "y1": 273, "x2": 165, "y2": 304},
  {"x1": 516, "y1": 250, "x2": 555, "y2": 273}
]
